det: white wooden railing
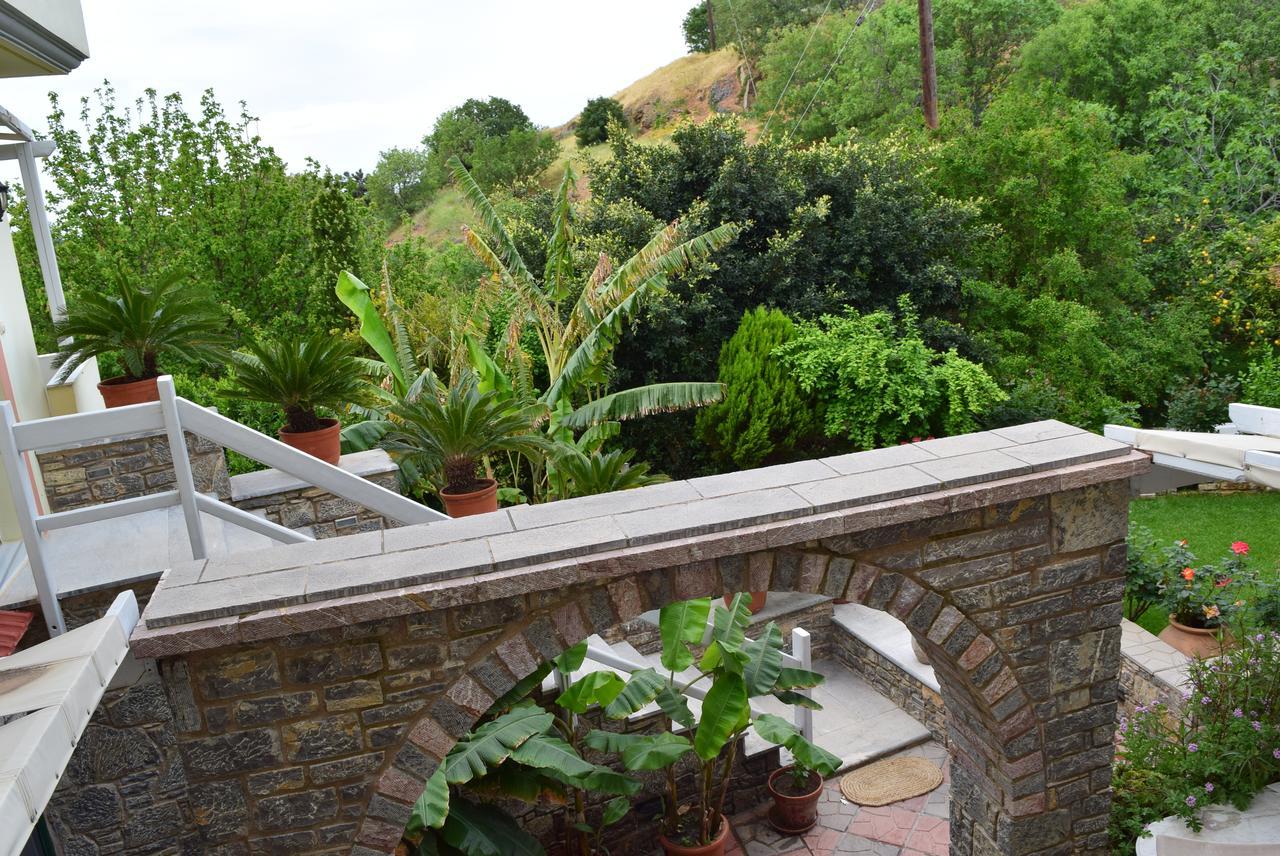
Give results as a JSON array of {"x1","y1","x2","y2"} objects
[
  {"x1": 1, "y1": 375, "x2": 446, "y2": 636},
  {"x1": 564, "y1": 622, "x2": 815, "y2": 744}
]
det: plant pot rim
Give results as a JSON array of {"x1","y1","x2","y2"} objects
[
  {"x1": 658, "y1": 816, "x2": 729, "y2": 853},
  {"x1": 1168, "y1": 616, "x2": 1225, "y2": 635},
  {"x1": 98, "y1": 374, "x2": 159, "y2": 387},
  {"x1": 440, "y1": 477, "x2": 498, "y2": 500},
  {"x1": 767, "y1": 765, "x2": 823, "y2": 799},
  {"x1": 278, "y1": 417, "x2": 340, "y2": 437}
]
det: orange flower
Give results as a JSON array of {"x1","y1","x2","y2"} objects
[{"x1": 1182, "y1": 567, "x2": 1196, "y2": 581}]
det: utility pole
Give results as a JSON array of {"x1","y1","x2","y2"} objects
[
  {"x1": 706, "y1": 0, "x2": 717, "y2": 51},
  {"x1": 918, "y1": 0, "x2": 939, "y2": 130}
]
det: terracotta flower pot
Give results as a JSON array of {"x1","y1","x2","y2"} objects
[
  {"x1": 97, "y1": 376, "x2": 159, "y2": 408},
  {"x1": 441, "y1": 478, "x2": 499, "y2": 518},
  {"x1": 658, "y1": 817, "x2": 729, "y2": 856},
  {"x1": 767, "y1": 766, "x2": 823, "y2": 834},
  {"x1": 279, "y1": 418, "x2": 341, "y2": 465},
  {"x1": 724, "y1": 591, "x2": 768, "y2": 614},
  {"x1": 1158, "y1": 617, "x2": 1232, "y2": 659}
]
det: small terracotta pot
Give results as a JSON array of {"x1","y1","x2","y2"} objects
[
  {"x1": 724, "y1": 591, "x2": 768, "y2": 614},
  {"x1": 1159, "y1": 617, "x2": 1232, "y2": 659},
  {"x1": 658, "y1": 817, "x2": 729, "y2": 856},
  {"x1": 767, "y1": 766, "x2": 823, "y2": 834},
  {"x1": 279, "y1": 418, "x2": 341, "y2": 465},
  {"x1": 98, "y1": 376, "x2": 159, "y2": 408},
  {"x1": 441, "y1": 479, "x2": 499, "y2": 518}
]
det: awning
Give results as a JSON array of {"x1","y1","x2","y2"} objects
[
  {"x1": 0, "y1": 591, "x2": 138, "y2": 856},
  {"x1": 1105, "y1": 403, "x2": 1280, "y2": 491}
]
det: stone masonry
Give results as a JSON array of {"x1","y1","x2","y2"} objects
[
  {"x1": 37, "y1": 430, "x2": 230, "y2": 513},
  {"x1": 58, "y1": 421, "x2": 1149, "y2": 856}
]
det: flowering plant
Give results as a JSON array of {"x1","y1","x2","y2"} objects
[
  {"x1": 1111, "y1": 628, "x2": 1280, "y2": 849},
  {"x1": 1158, "y1": 540, "x2": 1254, "y2": 629}
]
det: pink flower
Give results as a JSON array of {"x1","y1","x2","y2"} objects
[
  {"x1": 1231, "y1": 541, "x2": 1249, "y2": 555},
  {"x1": 1186, "y1": 795, "x2": 1197, "y2": 807},
  {"x1": 1205, "y1": 782, "x2": 1215, "y2": 793}
]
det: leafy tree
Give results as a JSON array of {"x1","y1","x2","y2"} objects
[
  {"x1": 13, "y1": 85, "x2": 370, "y2": 347},
  {"x1": 366, "y1": 146, "x2": 433, "y2": 225},
  {"x1": 696, "y1": 307, "x2": 821, "y2": 469},
  {"x1": 575, "y1": 97, "x2": 627, "y2": 147},
  {"x1": 307, "y1": 172, "x2": 371, "y2": 330},
  {"x1": 683, "y1": 2, "x2": 712, "y2": 52},
  {"x1": 1242, "y1": 351, "x2": 1280, "y2": 408},
  {"x1": 776, "y1": 298, "x2": 1006, "y2": 448},
  {"x1": 423, "y1": 96, "x2": 553, "y2": 191}
]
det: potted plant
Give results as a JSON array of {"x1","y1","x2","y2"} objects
[
  {"x1": 762, "y1": 729, "x2": 842, "y2": 834},
  {"x1": 1157, "y1": 540, "x2": 1254, "y2": 658},
  {"x1": 51, "y1": 268, "x2": 227, "y2": 407},
  {"x1": 226, "y1": 333, "x2": 370, "y2": 464},
  {"x1": 600, "y1": 595, "x2": 834, "y2": 856},
  {"x1": 382, "y1": 370, "x2": 550, "y2": 517}
]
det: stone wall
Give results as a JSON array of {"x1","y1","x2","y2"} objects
[
  {"x1": 1117, "y1": 619, "x2": 1191, "y2": 719},
  {"x1": 228, "y1": 450, "x2": 403, "y2": 539},
  {"x1": 108, "y1": 422, "x2": 1148, "y2": 856},
  {"x1": 37, "y1": 430, "x2": 230, "y2": 513},
  {"x1": 834, "y1": 626, "x2": 948, "y2": 743}
]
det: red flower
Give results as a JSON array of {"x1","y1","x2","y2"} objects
[
  {"x1": 1231, "y1": 541, "x2": 1250, "y2": 556},
  {"x1": 1182, "y1": 567, "x2": 1196, "y2": 581}
]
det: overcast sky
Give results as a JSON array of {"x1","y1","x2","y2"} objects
[{"x1": 2, "y1": 0, "x2": 694, "y2": 173}]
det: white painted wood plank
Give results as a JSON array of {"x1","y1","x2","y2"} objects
[
  {"x1": 0, "y1": 402, "x2": 63, "y2": 635},
  {"x1": 193, "y1": 493, "x2": 313, "y2": 546},
  {"x1": 1228, "y1": 403, "x2": 1280, "y2": 438},
  {"x1": 11, "y1": 402, "x2": 163, "y2": 451},
  {"x1": 1149, "y1": 452, "x2": 1246, "y2": 482},
  {"x1": 35, "y1": 490, "x2": 178, "y2": 532},
  {"x1": 157, "y1": 378, "x2": 207, "y2": 560},
  {"x1": 177, "y1": 399, "x2": 445, "y2": 526}
]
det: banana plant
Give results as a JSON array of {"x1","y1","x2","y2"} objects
[
  {"x1": 592, "y1": 595, "x2": 837, "y2": 848},
  {"x1": 449, "y1": 155, "x2": 738, "y2": 434},
  {"x1": 405, "y1": 642, "x2": 642, "y2": 856}
]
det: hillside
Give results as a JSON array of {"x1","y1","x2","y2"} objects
[{"x1": 392, "y1": 48, "x2": 753, "y2": 245}]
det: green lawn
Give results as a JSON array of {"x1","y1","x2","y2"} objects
[{"x1": 1128, "y1": 491, "x2": 1280, "y2": 634}]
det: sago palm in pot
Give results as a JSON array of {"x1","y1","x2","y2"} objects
[
  {"x1": 52, "y1": 268, "x2": 228, "y2": 407},
  {"x1": 382, "y1": 370, "x2": 550, "y2": 517},
  {"x1": 226, "y1": 333, "x2": 370, "y2": 464}
]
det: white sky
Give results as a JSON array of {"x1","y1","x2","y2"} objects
[{"x1": 1, "y1": 0, "x2": 693, "y2": 173}]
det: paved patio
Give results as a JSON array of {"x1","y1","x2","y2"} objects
[{"x1": 727, "y1": 742, "x2": 951, "y2": 856}]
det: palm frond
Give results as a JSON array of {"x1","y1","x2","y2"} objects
[
  {"x1": 542, "y1": 163, "x2": 578, "y2": 302},
  {"x1": 226, "y1": 333, "x2": 372, "y2": 432},
  {"x1": 560, "y1": 382, "x2": 725, "y2": 430},
  {"x1": 450, "y1": 155, "x2": 537, "y2": 289}
]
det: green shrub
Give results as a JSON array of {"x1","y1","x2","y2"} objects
[
  {"x1": 1164, "y1": 373, "x2": 1238, "y2": 431},
  {"x1": 1241, "y1": 351, "x2": 1280, "y2": 407},
  {"x1": 1110, "y1": 629, "x2": 1280, "y2": 850},
  {"x1": 170, "y1": 371, "x2": 281, "y2": 476},
  {"x1": 696, "y1": 307, "x2": 821, "y2": 470},
  {"x1": 775, "y1": 298, "x2": 1006, "y2": 449},
  {"x1": 576, "y1": 97, "x2": 627, "y2": 147}
]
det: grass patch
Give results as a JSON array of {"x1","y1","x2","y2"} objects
[
  {"x1": 388, "y1": 186, "x2": 471, "y2": 245},
  {"x1": 1129, "y1": 490, "x2": 1280, "y2": 634}
]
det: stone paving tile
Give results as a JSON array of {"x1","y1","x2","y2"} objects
[{"x1": 728, "y1": 742, "x2": 951, "y2": 856}]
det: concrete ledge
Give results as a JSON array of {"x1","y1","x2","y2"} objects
[
  {"x1": 833, "y1": 602, "x2": 940, "y2": 692},
  {"x1": 131, "y1": 423, "x2": 1150, "y2": 655},
  {"x1": 229, "y1": 449, "x2": 398, "y2": 502}
]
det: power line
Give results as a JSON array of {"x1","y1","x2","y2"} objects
[
  {"x1": 787, "y1": 0, "x2": 877, "y2": 142},
  {"x1": 761, "y1": 0, "x2": 837, "y2": 138}
]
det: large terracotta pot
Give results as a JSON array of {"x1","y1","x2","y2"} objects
[
  {"x1": 658, "y1": 817, "x2": 729, "y2": 856},
  {"x1": 724, "y1": 591, "x2": 768, "y2": 614},
  {"x1": 441, "y1": 478, "x2": 498, "y2": 518},
  {"x1": 279, "y1": 418, "x2": 341, "y2": 465},
  {"x1": 1158, "y1": 617, "x2": 1232, "y2": 659},
  {"x1": 767, "y1": 766, "x2": 823, "y2": 834},
  {"x1": 97, "y1": 376, "x2": 159, "y2": 408}
]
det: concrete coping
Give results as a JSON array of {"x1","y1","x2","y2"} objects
[
  {"x1": 832, "y1": 602, "x2": 941, "y2": 692},
  {"x1": 131, "y1": 421, "x2": 1151, "y2": 655},
  {"x1": 229, "y1": 449, "x2": 398, "y2": 502},
  {"x1": 1120, "y1": 618, "x2": 1192, "y2": 692}
]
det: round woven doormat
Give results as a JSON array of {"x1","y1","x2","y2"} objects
[{"x1": 839, "y1": 757, "x2": 943, "y2": 806}]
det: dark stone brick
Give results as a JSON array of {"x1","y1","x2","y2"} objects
[
  {"x1": 65, "y1": 785, "x2": 121, "y2": 829},
  {"x1": 283, "y1": 714, "x2": 362, "y2": 762},
  {"x1": 309, "y1": 751, "x2": 386, "y2": 784},
  {"x1": 365, "y1": 793, "x2": 413, "y2": 828},
  {"x1": 194, "y1": 651, "x2": 278, "y2": 700},
  {"x1": 235, "y1": 692, "x2": 320, "y2": 726},
  {"x1": 864, "y1": 572, "x2": 901, "y2": 610},
  {"x1": 249, "y1": 830, "x2": 316, "y2": 855},
  {"x1": 123, "y1": 800, "x2": 184, "y2": 848},
  {"x1": 317, "y1": 822, "x2": 358, "y2": 846},
  {"x1": 247, "y1": 767, "x2": 306, "y2": 796},
  {"x1": 453, "y1": 597, "x2": 523, "y2": 633},
  {"x1": 256, "y1": 788, "x2": 339, "y2": 832},
  {"x1": 66, "y1": 724, "x2": 161, "y2": 784},
  {"x1": 1037, "y1": 556, "x2": 1099, "y2": 591},
  {"x1": 184, "y1": 729, "x2": 284, "y2": 777},
  {"x1": 905, "y1": 591, "x2": 945, "y2": 635},
  {"x1": 387, "y1": 642, "x2": 447, "y2": 671},
  {"x1": 189, "y1": 780, "x2": 248, "y2": 840},
  {"x1": 284, "y1": 643, "x2": 382, "y2": 684},
  {"x1": 360, "y1": 699, "x2": 427, "y2": 726},
  {"x1": 368, "y1": 722, "x2": 409, "y2": 749},
  {"x1": 104, "y1": 678, "x2": 172, "y2": 727}
]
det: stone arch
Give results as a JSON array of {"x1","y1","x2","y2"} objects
[{"x1": 361, "y1": 488, "x2": 1124, "y2": 856}]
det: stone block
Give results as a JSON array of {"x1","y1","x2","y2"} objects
[
  {"x1": 790, "y1": 465, "x2": 941, "y2": 514},
  {"x1": 234, "y1": 692, "x2": 320, "y2": 727},
  {"x1": 183, "y1": 729, "x2": 284, "y2": 778},
  {"x1": 324, "y1": 680, "x2": 384, "y2": 712},
  {"x1": 612, "y1": 486, "x2": 812, "y2": 546},
  {"x1": 195, "y1": 649, "x2": 281, "y2": 700},
  {"x1": 1050, "y1": 481, "x2": 1128, "y2": 553},
  {"x1": 282, "y1": 714, "x2": 363, "y2": 762},
  {"x1": 915, "y1": 450, "x2": 1032, "y2": 488},
  {"x1": 284, "y1": 643, "x2": 383, "y2": 684},
  {"x1": 255, "y1": 788, "x2": 339, "y2": 832},
  {"x1": 309, "y1": 751, "x2": 386, "y2": 785},
  {"x1": 189, "y1": 780, "x2": 248, "y2": 840}
]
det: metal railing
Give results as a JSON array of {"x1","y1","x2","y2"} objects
[
  {"x1": 1, "y1": 375, "x2": 446, "y2": 636},
  {"x1": 565, "y1": 620, "x2": 815, "y2": 744}
]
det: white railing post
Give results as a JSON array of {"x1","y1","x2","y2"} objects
[
  {"x1": 156, "y1": 377, "x2": 207, "y2": 560},
  {"x1": 792, "y1": 627, "x2": 814, "y2": 743},
  {"x1": 0, "y1": 401, "x2": 64, "y2": 635}
]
